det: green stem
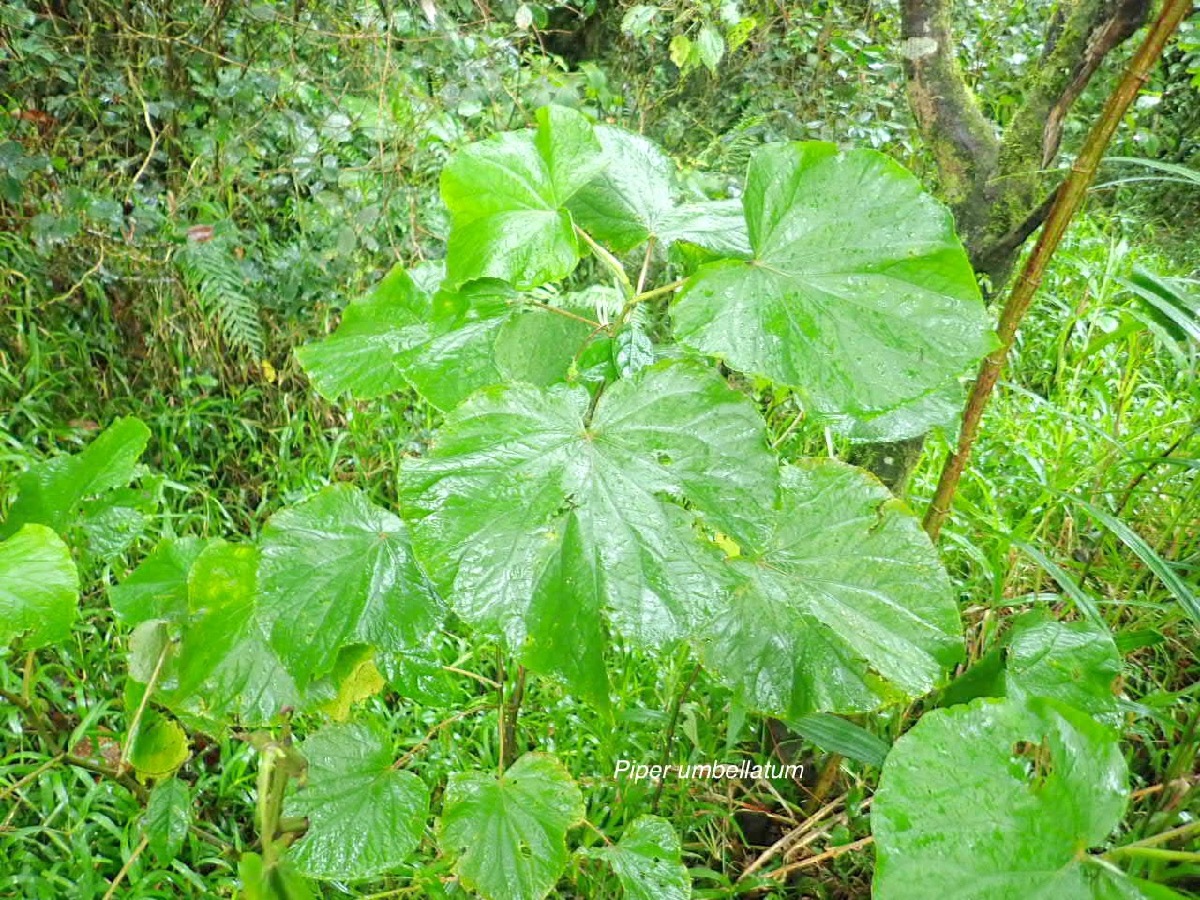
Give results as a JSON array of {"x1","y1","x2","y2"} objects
[
  {"x1": 118, "y1": 637, "x2": 172, "y2": 777},
  {"x1": 650, "y1": 661, "x2": 702, "y2": 814},
  {"x1": 1104, "y1": 847, "x2": 1200, "y2": 863},
  {"x1": 575, "y1": 225, "x2": 632, "y2": 297}
]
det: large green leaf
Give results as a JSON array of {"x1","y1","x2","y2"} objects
[
  {"x1": 109, "y1": 536, "x2": 214, "y2": 626},
  {"x1": 440, "y1": 753, "x2": 585, "y2": 900},
  {"x1": 257, "y1": 485, "x2": 442, "y2": 688},
  {"x1": 169, "y1": 540, "x2": 302, "y2": 724},
  {"x1": 400, "y1": 361, "x2": 777, "y2": 704},
  {"x1": 286, "y1": 722, "x2": 430, "y2": 880},
  {"x1": 567, "y1": 126, "x2": 750, "y2": 257},
  {"x1": 294, "y1": 265, "x2": 427, "y2": 401},
  {"x1": 0, "y1": 524, "x2": 79, "y2": 649},
  {"x1": 297, "y1": 266, "x2": 592, "y2": 410},
  {"x1": 2, "y1": 417, "x2": 151, "y2": 538},
  {"x1": 699, "y1": 461, "x2": 962, "y2": 718},
  {"x1": 581, "y1": 815, "x2": 691, "y2": 900},
  {"x1": 873, "y1": 697, "x2": 1132, "y2": 899},
  {"x1": 672, "y1": 143, "x2": 992, "y2": 416},
  {"x1": 1004, "y1": 611, "x2": 1122, "y2": 727},
  {"x1": 441, "y1": 105, "x2": 603, "y2": 289}
]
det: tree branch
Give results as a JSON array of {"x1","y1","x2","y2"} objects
[
  {"x1": 985, "y1": 0, "x2": 1152, "y2": 279},
  {"x1": 900, "y1": 0, "x2": 1000, "y2": 230}
]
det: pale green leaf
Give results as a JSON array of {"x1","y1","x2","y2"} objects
[
  {"x1": 110, "y1": 536, "x2": 214, "y2": 625},
  {"x1": 440, "y1": 753, "x2": 584, "y2": 900},
  {"x1": 287, "y1": 722, "x2": 430, "y2": 879},
  {"x1": 673, "y1": 143, "x2": 993, "y2": 416},
  {"x1": 873, "y1": 697, "x2": 1131, "y2": 900},
  {"x1": 1004, "y1": 611, "x2": 1122, "y2": 728},
  {"x1": 0, "y1": 524, "x2": 79, "y2": 649},
  {"x1": 699, "y1": 461, "x2": 962, "y2": 717},
  {"x1": 258, "y1": 485, "x2": 442, "y2": 688},
  {"x1": 441, "y1": 105, "x2": 603, "y2": 289},
  {"x1": 129, "y1": 713, "x2": 189, "y2": 779},
  {"x1": 567, "y1": 126, "x2": 749, "y2": 256},
  {"x1": 581, "y1": 815, "x2": 690, "y2": 900}
]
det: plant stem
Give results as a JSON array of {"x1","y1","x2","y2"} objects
[
  {"x1": 118, "y1": 638, "x2": 173, "y2": 777},
  {"x1": 575, "y1": 225, "x2": 632, "y2": 297},
  {"x1": 501, "y1": 665, "x2": 527, "y2": 771},
  {"x1": 650, "y1": 661, "x2": 702, "y2": 814},
  {"x1": 635, "y1": 237, "x2": 655, "y2": 295},
  {"x1": 922, "y1": 0, "x2": 1194, "y2": 541}
]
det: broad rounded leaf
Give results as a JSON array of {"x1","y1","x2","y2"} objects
[
  {"x1": 110, "y1": 536, "x2": 214, "y2": 625},
  {"x1": 441, "y1": 105, "x2": 603, "y2": 289},
  {"x1": 129, "y1": 713, "x2": 189, "y2": 779},
  {"x1": 401, "y1": 361, "x2": 777, "y2": 704},
  {"x1": 287, "y1": 722, "x2": 429, "y2": 879},
  {"x1": 170, "y1": 540, "x2": 302, "y2": 725},
  {"x1": 568, "y1": 126, "x2": 750, "y2": 257},
  {"x1": 0, "y1": 524, "x2": 79, "y2": 649},
  {"x1": 258, "y1": 485, "x2": 442, "y2": 688},
  {"x1": 2, "y1": 416, "x2": 150, "y2": 538},
  {"x1": 1004, "y1": 611, "x2": 1122, "y2": 727},
  {"x1": 295, "y1": 265, "x2": 428, "y2": 401},
  {"x1": 582, "y1": 815, "x2": 690, "y2": 900},
  {"x1": 873, "y1": 697, "x2": 1131, "y2": 900},
  {"x1": 142, "y1": 779, "x2": 192, "y2": 863},
  {"x1": 673, "y1": 143, "x2": 993, "y2": 416},
  {"x1": 298, "y1": 267, "x2": 590, "y2": 410},
  {"x1": 440, "y1": 752, "x2": 585, "y2": 900},
  {"x1": 699, "y1": 460, "x2": 962, "y2": 717}
]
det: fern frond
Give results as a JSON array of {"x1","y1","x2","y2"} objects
[{"x1": 177, "y1": 241, "x2": 264, "y2": 360}]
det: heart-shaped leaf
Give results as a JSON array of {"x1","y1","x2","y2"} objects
[
  {"x1": 441, "y1": 105, "x2": 603, "y2": 289},
  {"x1": 440, "y1": 753, "x2": 585, "y2": 900},
  {"x1": 401, "y1": 361, "x2": 777, "y2": 704},
  {"x1": 568, "y1": 125, "x2": 749, "y2": 257},
  {"x1": 581, "y1": 815, "x2": 690, "y2": 900},
  {"x1": 297, "y1": 266, "x2": 593, "y2": 410},
  {"x1": 873, "y1": 697, "x2": 1132, "y2": 899},
  {"x1": 0, "y1": 524, "x2": 79, "y2": 650},
  {"x1": 699, "y1": 460, "x2": 962, "y2": 717},
  {"x1": 287, "y1": 722, "x2": 430, "y2": 880},
  {"x1": 673, "y1": 143, "x2": 993, "y2": 416},
  {"x1": 257, "y1": 485, "x2": 442, "y2": 688}
]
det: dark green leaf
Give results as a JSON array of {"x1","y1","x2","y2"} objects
[
  {"x1": 287, "y1": 722, "x2": 430, "y2": 879},
  {"x1": 2, "y1": 417, "x2": 151, "y2": 538},
  {"x1": 258, "y1": 485, "x2": 442, "y2": 688},
  {"x1": 790, "y1": 713, "x2": 891, "y2": 768},
  {"x1": 440, "y1": 753, "x2": 585, "y2": 900},
  {"x1": 401, "y1": 361, "x2": 776, "y2": 704},
  {"x1": 142, "y1": 779, "x2": 191, "y2": 863}
]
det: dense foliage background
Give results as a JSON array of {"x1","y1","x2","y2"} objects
[{"x1": 1, "y1": 1, "x2": 1197, "y2": 897}]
